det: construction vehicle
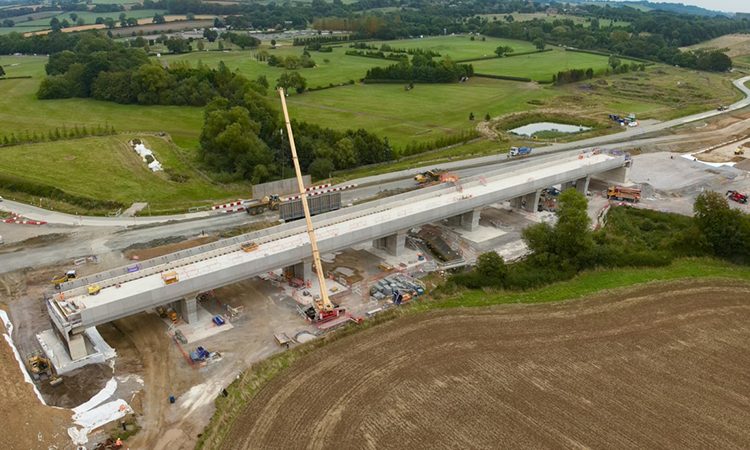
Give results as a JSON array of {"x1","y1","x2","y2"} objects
[
  {"x1": 26, "y1": 352, "x2": 64, "y2": 386},
  {"x1": 509, "y1": 146, "x2": 532, "y2": 157},
  {"x1": 735, "y1": 147, "x2": 745, "y2": 156},
  {"x1": 190, "y1": 346, "x2": 210, "y2": 361},
  {"x1": 87, "y1": 284, "x2": 102, "y2": 295},
  {"x1": 278, "y1": 87, "x2": 346, "y2": 324},
  {"x1": 26, "y1": 351, "x2": 52, "y2": 381},
  {"x1": 245, "y1": 194, "x2": 281, "y2": 215},
  {"x1": 51, "y1": 270, "x2": 77, "y2": 288},
  {"x1": 607, "y1": 186, "x2": 641, "y2": 202},
  {"x1": 162, "y1": 271, "x2": 179, "y2": 285},
  {"x1": 414, "y1": 169, "x2": 445, "y2": 185},
  {"x1": 240, "y1": 241, "x2": 259, "y2": 252},
  {"x1": 718, "y1": 105, "x2": 728, "y2": 111},
  {"x1": 726, "y1": 190, "x2": 748, "y2": 204},
  {"x1": 156, "y1": 306, "x2": 168, "y2": 318}
]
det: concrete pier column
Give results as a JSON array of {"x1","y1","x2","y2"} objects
[
  {"x1": 511, "y1": 190, "x2": 541, "y2": 213},
  {"x1": 284, "y1": 259, "x2": 313, "y2": 281},
  {"x1": 373, "y1": 231, "x2": 407, "y2": 256},
  {"x1": 384, "y1": 230, "x2": 407, "y2": 256},
  {"x1": 68, "y1": 333, "x2": 87, "y2": 360},
  {"x1": 446, "y1": 216, "x2": 462, "y2": 227},
  {"x1": 561, "y1": 181, "x2": 576, "y2": 191},
  {"x1": 180, "y1": 297, "x2": 198, "y2": 324},
  {"x1": 575, "y1": 175, "x2": 591, "y2": 195},
  {"x1": 459, "y1": 208, "x2": 481, "y2": 231}
]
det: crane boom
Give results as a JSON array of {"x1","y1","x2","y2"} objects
[{"x1": 277, "y1": 88, "x2": 334, "y2": 312}]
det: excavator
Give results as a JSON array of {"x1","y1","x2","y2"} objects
[
  {"x1": 278, "y1": 88, "x2": 345, "y2": 324},
  {"x1": 26, "y1": 351, "x2": 63, "y2": 386},
  {"x1": 414, "y1": 169, "x2": 445, "y2": 185}
]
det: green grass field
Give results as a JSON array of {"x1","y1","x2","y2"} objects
[
  {"x1": 0, "y1": 9, "x2": 166, "y2": 34},
  {"x1": 287, "y1": 77, "x2": 558, "y2": 147},
  {"x1": 472, "y1": 48, "x2": 639, "y2": 82},
  {"x1": 369, "y1": 35, "x2": 536, "y2": 60},
  {"x1": 0, "y1": 134, "x2": 250, "y2": 213},
  {"x1": 0, "y1": 55, "x2": 203, "y2": 149},
  {"x1": 0, "y1": 37, "x2": 743, "y2": 211},
  {"x1": 479, "y1": 12, "x2": 630, "y2": 28},
  {"x1": 158, "y1": 45, "x2": 387, "y2": 88}
]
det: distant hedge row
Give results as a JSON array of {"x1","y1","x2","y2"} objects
[
  {"x1": 0, "y1": 173, "x2": 124, "y2": 211},
  {"x1": 455, "y1": 48, "x2": 552, "y2": 63},
  {"x1": 473, "y1": 73, "x2": 532, "y2": 82}
]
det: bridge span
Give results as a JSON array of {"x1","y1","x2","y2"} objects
[{"x1": 48, "y1": 152, "x2": 628, "y2": 358}]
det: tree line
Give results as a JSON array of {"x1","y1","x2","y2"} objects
[
  {"x1": 482, "y1": 16, "x2": 735, "y2": 72},
  {"x1": 449, "y1": 189, "x2": 750, "y2": 292},
  {"x1": 365, "y1": 55, "x2": 473, "y2": 83},
  {"x1": 0, "y1": 124, "x2": 117, "y2": 147}
]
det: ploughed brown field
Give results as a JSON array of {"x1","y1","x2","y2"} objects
[{"x1": 220, "y1": 281, "x2": 750, "y2": 449}]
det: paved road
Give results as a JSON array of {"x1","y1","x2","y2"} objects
[{"x1": 2, "y1": 76, "x2": 749, "y2": 228}]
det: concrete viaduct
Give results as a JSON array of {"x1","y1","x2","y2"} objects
[{"x1": 48, "y1": 152, "x2": 629, "y2": 359}]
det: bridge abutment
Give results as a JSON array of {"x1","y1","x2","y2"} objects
[{"x1": 595, "y1": 164, "x2": 631, "y2": 185}]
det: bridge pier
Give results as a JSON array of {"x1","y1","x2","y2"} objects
[
  {"x1": 373, "y1": 230, "x2": 406, "y2": 256},
  {"x1": 458, "y1": 208, "x2": 481, "y2": 231},
  {"x1": 575, "y1": 175, "x2": 591, "y2": 195},
  {"x1": 284, "y1": 259, "x2": 313, "y2": 282},
  {"x1": 68, "y1": 332, "x2": 88, "y2": 360},
  {"x1": 180, "y1": 297, "x2": 198, "y2": 324},
  {"x1": 511, "y1": 190, "x2": 541, "y2": 213}
]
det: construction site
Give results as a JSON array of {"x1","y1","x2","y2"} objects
[{"x1": 2, "y1": 83, "x2": 750, "y2": 449}]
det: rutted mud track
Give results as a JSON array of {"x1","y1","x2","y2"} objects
[{"x1": 220, "y1": 281, "x2": 750, "y2": 449}]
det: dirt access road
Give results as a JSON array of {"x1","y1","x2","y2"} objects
[{"x1": 219, "y1": 280, "x2": 750, "y2": 449}]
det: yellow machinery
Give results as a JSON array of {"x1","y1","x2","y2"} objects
[
  {"x1": 241, "y1": 241, "x2": 259, "y2": 252},
  {"x1": 246, "y1": 194, "x2": 281, "y2": 215},
  {"x1": 414, "y1": 169, "x2": 444, "y2": 184},
  {"x1": 162, "y1": 271, "x2": 179, "y2": 285},
  {"x1": 735, "y1": 147, "x2": 745, "y2": 156},
  {"x1": 278, "y1": 88, "x2": 343, "y2": 323},
  {"x1": 87, "y1": 284, "x2": 102, "y2": 295},
  {"x1": 26, "y1": 351, "x2": 61, "y2": 385},
  {"x1": 51, "y1": 270, "x2": 77, "y2": 288}
]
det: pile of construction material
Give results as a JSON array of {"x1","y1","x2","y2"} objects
[
  {"x1": 130, "y1": 139, "x2": 162, "y2": 172},
  {"x1": 370, "y1": 273, "x2": 425, "y2": 304}
]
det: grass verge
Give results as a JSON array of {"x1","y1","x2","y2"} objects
[{"x1": 196, "y1": 257, "x2": 750, "y2": 449}]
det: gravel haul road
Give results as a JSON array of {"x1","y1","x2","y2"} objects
[{"x1": 219, "y1": 280, "x2": 750, "y2": 450}]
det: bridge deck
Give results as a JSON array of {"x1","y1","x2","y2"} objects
[{"x1": 51, "y1": 153, "x2": 623, "y2": 332}]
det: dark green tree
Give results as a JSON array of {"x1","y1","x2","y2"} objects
[
  {"x1": 276, "y1": 71, "x2": 307, "y2": 94},
  {"x1": 693, "y1": 191, "x2": 750, "y2": 260},
  {"x1": 309, "y1": 158, "x2": 334, "y2": 179},
  {"x1": 494, "y1": 45, "x2": 514, "y2": 57},
  {"x1": 523, "y1": 188, "x2": 593, "y2": 270}
]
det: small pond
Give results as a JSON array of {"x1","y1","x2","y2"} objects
[{"x1": 509, "y1": 122, "x2": 591, "y2": 137}]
